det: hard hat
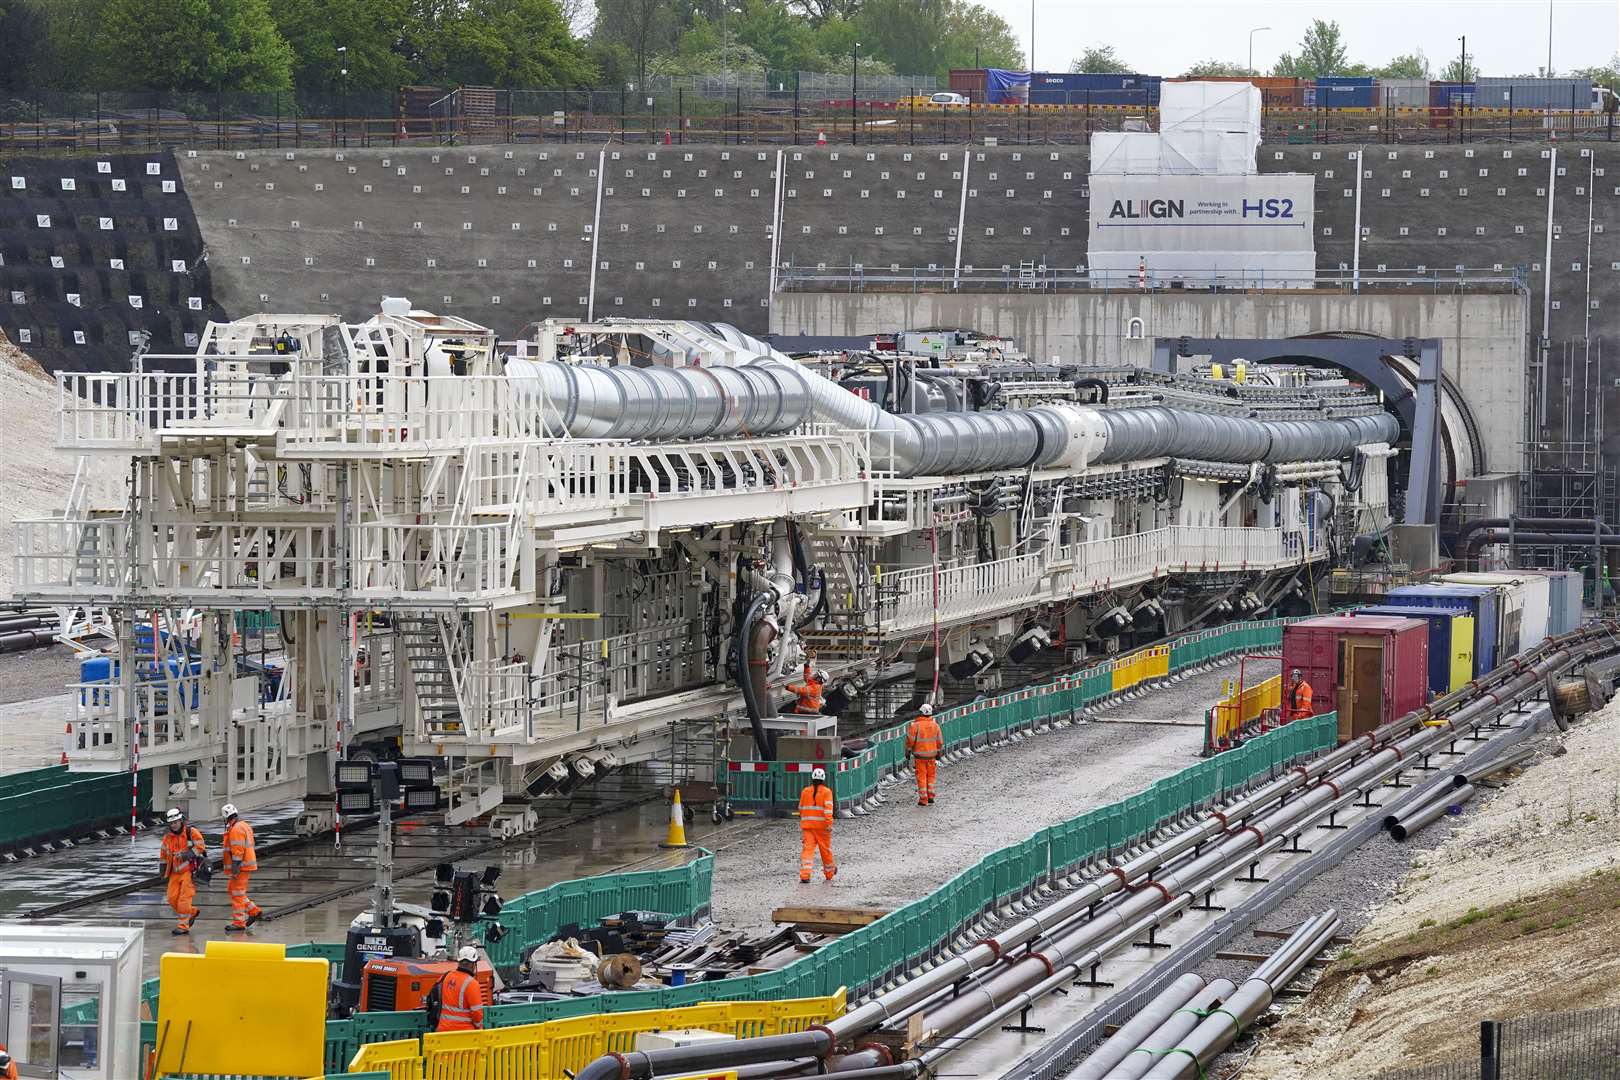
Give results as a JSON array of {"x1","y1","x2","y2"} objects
[
  {"x1": 811, "y1": 767, "x2": 827, "y2": 782},
  {"x1": 457, "y1": 945, "x2": 480, "y2": 964},
  {"x1": 165, "y1": 808, "x2": 184, "y2": 824},
  {"x1": 1292, "y1": 668, "x2": 1303, "y2": 678},
  {"x1": 0, "y1": 1050, "x2": 10, "y2": 1068},
  {"x1": 918, "y1": 702, "x2": 934, "y2": 716},
  {"x1": 221, "y1": 803, "x2": 239, "y2": 819},
  {"x1": 815, "y1": 669, "x2": 829, "y2": 683}
]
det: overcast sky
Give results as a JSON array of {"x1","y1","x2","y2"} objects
[{"x1": 981, "y1": 0, "x2": 1620, "y2": 78}]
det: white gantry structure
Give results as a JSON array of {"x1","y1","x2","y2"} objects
[{"x1": 14, "y1": 308, "x2": 1399, "y2": 831}]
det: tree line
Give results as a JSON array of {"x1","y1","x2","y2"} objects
[
  {"x1": 0, "y1": 0, "x2": 1025, "y2": 97},
  {"x1": 1074, "y1": 19, "x2": 1620, "y2": 86}
]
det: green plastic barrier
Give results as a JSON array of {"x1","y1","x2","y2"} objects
[{"x1": 0, "y1": 768, "x2": 154, "y2": 850}]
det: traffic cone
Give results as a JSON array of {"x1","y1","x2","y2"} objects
[
  {"x1": 816, "y1": 129, "x2": 827, "y2": 146},
  {"x1": 659, "y1": 789, "x2": 689, "y2": 848},
  {"x1": 61, "y1": 720, "x2": 72, "y2": 765},
  {"x1": 664, "y1": 129, "x2": 672, "y2": 145}
]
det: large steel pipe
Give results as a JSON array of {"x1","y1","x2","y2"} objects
[
  {"x1": 1105, "y1": 978, "x2": 1240, "y2": 1080},
  {"x1": 1389, "y1": 784, "x2": 1476, "y2": 842},
  {"x1": 1070, "y1": 973, "x2": 1207, "y2": 1079},
  {"x1": 1140, "y1": 913, "x2": 1342, "y2": 1079}
]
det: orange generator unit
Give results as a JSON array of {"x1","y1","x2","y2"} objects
[{"x1": 359, "y1": 955, "x2": 496, "y2": 1013}]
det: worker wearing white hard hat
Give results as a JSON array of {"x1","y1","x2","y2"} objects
[
  {"x1": 797, "y1": 766, "x2": 837, "y2": 883},
  {"x1": 905, "y1": 702, "x2": 943, "y2": 806},
  {"x1": 435, "y1": 945, "x2": 486, "y2": 1032},
  {"x1": 159, "y1": 808, "x2": 206, "y2": 935},
  {"x1": 222, "y1": 802, "x2": 261, "y2": 932}
]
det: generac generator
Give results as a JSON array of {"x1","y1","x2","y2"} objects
[{"x1": 359, "y1": 955, "x2": 495, "y2": 1013}]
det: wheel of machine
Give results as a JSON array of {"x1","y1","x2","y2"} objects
[
  {"x1": 711, "y1": 805, "x2": 723, "y2": 825},
  {"x1": 722, "y1": 802, "x2": 735, "y2": 821},
  {"x1": 684, "y1": 804, "x2": 695, "y2": 825}
]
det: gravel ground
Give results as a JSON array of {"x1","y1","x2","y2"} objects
[
  {"x1": 709, "y1": 662, "x2": 1236, "y2": 934},
  {"x1": 0, "y1": 644, "x2": 84, "y2": 705},
  {"x1": 0, "y1": 647, "x2": 88, "y2": 774}
]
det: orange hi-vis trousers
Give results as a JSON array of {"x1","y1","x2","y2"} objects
[
  {"x1": 914, "y1": 758, "x2": 938, "y2": 803},
  {"x1": 166, "y1": 872, "x2": 198, "y2": 930},
  {"x1": 227, "y1": 871, "x2": 262, "y2": 928},
  {"x1": 800, "y1": 828, "x2": 835, "y2": 881}
]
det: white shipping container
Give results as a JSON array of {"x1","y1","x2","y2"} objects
[
  {"x1": 1378, "y1": 78, "x2": 1429, "y2": 108},
  {"x1": 1159, "y1": 81, "x2": 1262, "y2": 139},
  {"x1": 1442, "y1": 572, "x2": 1547, "y2": 655}
]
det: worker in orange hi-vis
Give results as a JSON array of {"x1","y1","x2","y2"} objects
[
  {"x1": 435, "y1": 946, "x2": 487, "y2": 1032},
  {"x1": 222, "y1": 803, "x2": 262, "y2": 932},
  {"x1": 0, "y1": 1043, "x2": 19, "y2": 1080},
  {"x1": 787, "y1": 665, "x2": 827, "y2": 715},
  {"x1": 797, "y1": 767, "x2": 837, "y2": 883},
  {"x1": 1287, "y1": 668, "x2": 1314, "y2": 722},
  {"x1": 159, "y1": 808, "x2": 206, "y2": 935},
  {"x1": 905, "y1": 702, "x2": 943, "y2": 806}
]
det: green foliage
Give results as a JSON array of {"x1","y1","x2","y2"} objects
[
  {"x1": 1438, "y1": 49, "x2": 1477, "y2": 83},
  {"x1": 269, "y1": 0, "x2": 412, "y2": 92},
  {"x1": 1570, "y1": 54, "x2": 1620, "y2": 86},
  {"x1": 94, "y1": 0, "x2": 295, "y2": 91},
  {"x1": 844, "y1": 0, "x2": 1017, "y2": 80},
  {"x1": 1182, "y1": 59, "x2": 1253, "y2": 78},
  {"x1": 1073, "y1": 44, "x2": 1130, "y2": 74},
  {"x1": 592, "y1": 0, "x2": 679, "y2": 87},
  {"x1": 0, "y1": 0, "x2": 52, "y2": 92},
  {"x1": 1271, "y1": 19, "x2": 1349, "y2": 78},
  {"x1": 1378, "y1": 51, "x2": 1432, "y2": 79}
]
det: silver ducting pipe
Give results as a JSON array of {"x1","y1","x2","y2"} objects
[
  {"x1": 1094, "y1": 407, "x2": 1398, "y2": 466},
  {"x1": 505, "y1": 357, "x2": 813, "y2": 439},
  {"x1": 1453, "y1": 744, "x2": 1536, "y2": 786}
]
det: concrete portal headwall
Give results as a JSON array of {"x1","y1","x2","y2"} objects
[{"x1": 769, "y1": 288, "x2": 1529, "y2": 475}]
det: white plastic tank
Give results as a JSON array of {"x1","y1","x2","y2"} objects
[{"x1": 380, "y1": 296, "x2": 412, "y2": 316}]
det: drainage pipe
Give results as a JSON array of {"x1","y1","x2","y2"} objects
[
  {"x1": 574, "y1": 1031, "x2": 834, "y2": 1080},
  {"x1": 1139, "y1": 913, "x2": 1342, "y2": 1079},
  {"x1": 1105, "y1": 978, "x2": 1241, "y2": 1080},
  {"x1": 737, "y1": 592, "x2": 778, "y2": 760},
  {"x1": 1065, "y1": 973, "x2": 1207, "y2": 1079},
  {"x1": 1455, "y1": 516, "x2": 1612, "y2": 555},
  {"x1": 1389, "y1": 783, "x2": 1476, "y2": 842}
]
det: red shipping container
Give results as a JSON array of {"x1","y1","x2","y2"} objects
[
  {"x1": 1281, "y1": 615, "x2": 1429, "y2": 743},
  {"x1": 949, "y1": 69, "x2": 989, "y2": 103}
]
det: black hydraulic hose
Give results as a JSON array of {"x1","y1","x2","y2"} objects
[
  {"x1": 1073, "y1": 377, "x2": 1110, "y2": 404},
  {"x1": 736, "y1": 591, "x2": 777, "y2": 761},
  {"x1": 575, "y1": 1030, "x2": 834, "y2": 1080}
]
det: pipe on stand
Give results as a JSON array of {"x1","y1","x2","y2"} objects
[
  {"x1": 1453, "y1": 744, "x2": 1536, "y2": 787},
  {"x1": 1139, "y1": 912, "x2": 1343, "y2": 1079}
]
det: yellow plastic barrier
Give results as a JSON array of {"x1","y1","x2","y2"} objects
[
  {"x1": 1210, "y1": 674, "x2": 1282, "y2": 745},
  {"x1": 153, "y1": 941, "x2": 328, "y2": 1079},
  {"x1": 412, "y1": 989, "x2": 845, "y2": 1079},
  {"x1": 1110, "y1": 644, "x2": 1170, "y2": 692},
  {"x1": 349, "y1": 1040, "x2": 425, "y2": 1080}
]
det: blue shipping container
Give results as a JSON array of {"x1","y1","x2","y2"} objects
[
  {"x1": 1387, "y1": 584, "x2": 1500, "y2": 674},
  {"x1": 1316, "y1": 80, "x2": 1377, "y2": 108},
  {"x1": 1430, "y1": 81, "x2": 1475, "y2": 107},
  {"x1": 1352, "y1": 605, "x2": 1468, "y2": 694}
]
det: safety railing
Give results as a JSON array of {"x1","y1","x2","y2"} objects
[
  {"x1": 1208, "y1": 673, "x2": 1283, "y2": 749},
  {"x1": 55, "y1": 370, "x2": 202, "y2": 451},
  {"x1": 879, "y1": 527, "x2": 1323, "y2": 635},
  {"x1": 354, "y1": 521, "x2": 532, "y2": 600},
  {"x1": 462, "y1": 660, "x2": 531, "y2": 740},
  {"x1": 353, "y1": 989, "x2": 847, "y2": 1079},
  {"x1": 13, "y1": 517, "x2": 128, "y2": 594}
]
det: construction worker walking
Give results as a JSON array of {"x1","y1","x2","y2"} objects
[
  {"x1": 798, "y1": 767, "x2": 837, "y2": 883},
  {"x1": 787, "y1": 665, "x2": 827, "y2": 715},
  {"x1": 159, "y1": 808, "x2": 206, "y2": 935},
  {"x1": 0, "y1": 1043, "x2": 17, "y2": 1080},
  {"x1": 222, "y1": 803, "x2": 262, "y2": 932},
  {"x1": 1287, "y1": 669, "x2": 1314, "y2": 723},
  {"x1": 434, "y1": 946, "x2": 486, "y2": 1032},
  {"x1": 905, "y1": 703, "x2": 943, "y2": 805}
]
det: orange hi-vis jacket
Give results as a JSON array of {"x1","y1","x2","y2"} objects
[
  {"x1": 787, "y1": 668, "x2": 825, "y2": 713},
  {"x1": 905, "y1": 716, "x2": 943, "y2": 759},
  {"x1": 160, "y1": 825, "x2": 206, "y2": 877},
  {"x1": 437, "y1": 968, "x2": 485, "y2": 1031},
  {"x1": 1290, "y1": 679, "x2": 1314, "y2": 720},
  {"x1": 798, "y1": 782, "x2": 834, "y2": 831},
  {"x1": 224, "y1": 819, "x2": 258, "y2": 873}
]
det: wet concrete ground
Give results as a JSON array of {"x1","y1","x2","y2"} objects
[{"x1": 0, "y1": 647, "x2": 1242, "y2": 985}]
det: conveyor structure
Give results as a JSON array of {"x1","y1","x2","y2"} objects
[{"x1": 12, "y1": 308, "x2": 1400, "y2": 828}]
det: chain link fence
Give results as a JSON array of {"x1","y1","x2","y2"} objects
[
  {"x1": 0, "y1": 80, "x2": 1615, "y2": 152},
  {"x1": 1373, "y1": 1007, "x2": 1620, "y2": 1080}
]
